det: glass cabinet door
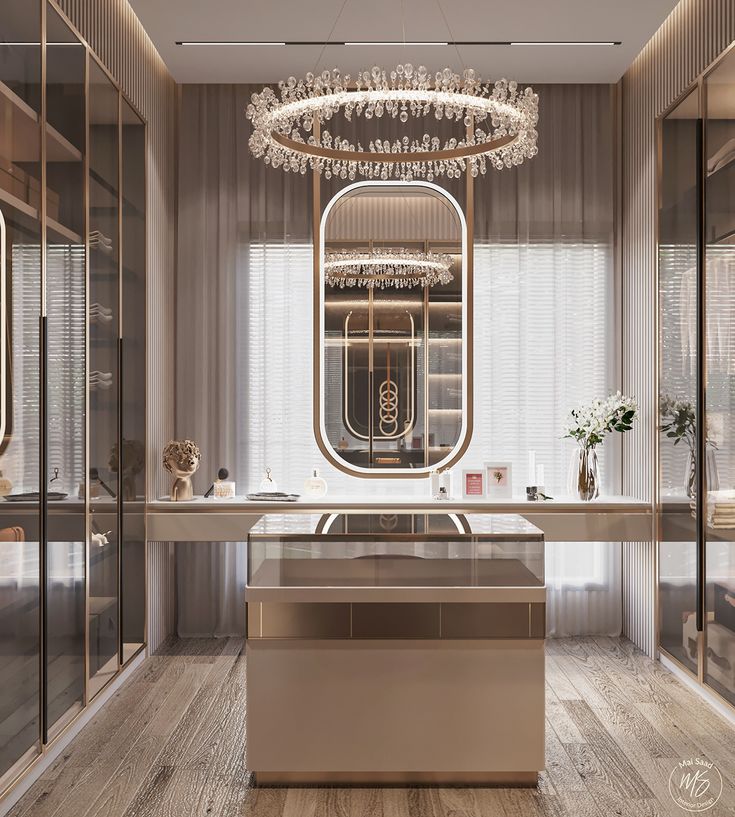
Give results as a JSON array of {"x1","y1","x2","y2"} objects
[
  {"x1": 88, "y1": 59, "x2": 119, "y2": 698},
  {"x1": 0, "y1": 0, "x2": 42, "y2": 786},
  {"x1": 44, "y1": 1, "x2": 86, "y2": 739},
  {"x1": 120, "y1": 100, "x2": 145, "y2": 664},
  {"x1": 658, "y1": 87, "x2": 700, "y2": 674},
  {"x1": 704, "y1": 52, "x2": 735, "y2": 706}
]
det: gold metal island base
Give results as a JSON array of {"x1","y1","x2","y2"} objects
[{"x1": 254, "y1": 771, "x2": 539, "y2": 787}]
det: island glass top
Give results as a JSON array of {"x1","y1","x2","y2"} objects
[{"x1": 247, "y1": 513, "x2": 544, "y2": 589}]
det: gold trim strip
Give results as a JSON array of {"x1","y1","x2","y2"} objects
[
  {"x1": 272, "y1": 129, "x2": 516, "y2": 164},
  {"x1": 247, "y1": 601, "x2": 546, "y2": 640},
  {"x1": 254, "y1": 770, "x2": 538, "y2": 786}
]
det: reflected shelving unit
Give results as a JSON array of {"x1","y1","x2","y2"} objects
[
  {"x1": 657, "y1": 44, "x2": 735, "y2": 713},
  {"x1": 0, "y1": 0, "x2": 147, "y2": 797},
  {"x1": 324, "y1": 239, "x2": 463, "y2": 472}
]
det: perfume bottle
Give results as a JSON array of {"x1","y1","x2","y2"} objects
[
  {"x1": 259, "y1": 467, "x2": 277, "y2": 493},
  {"x1": 303, "y1": 468, "x2": 328, "y2": 498},
  {"x1": 213, "y1": 480, "x2": 236, "y2": 498},
  {"x1": 0, "y1": 471, "x2": 12, "y2": 497},
  {"x1": 430, "y1": 470, "x2": 441, "y2": 499}
]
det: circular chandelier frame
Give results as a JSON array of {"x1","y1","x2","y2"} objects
[{"x1": 246, "y1": 67, "x2": 539, "y2": 181}]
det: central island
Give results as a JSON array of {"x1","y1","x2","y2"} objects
[{"x1": 245, "y1": 512, "x2": 546, "y2": 785}]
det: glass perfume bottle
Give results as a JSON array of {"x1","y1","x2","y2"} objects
[
  {"x1": 303, "y1": 467, "x2": 328, "y2": 498},
  {"x1": 259, "y1": 467, "x2": 277, "y2": 493}
]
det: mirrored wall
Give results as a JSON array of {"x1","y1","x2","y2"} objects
[
  {"x1": 0, "y1": 0, "x2": 42, "y2": 786},
  {"x1": 658, "y1": 47, "x2": 735, "y2": 711}
]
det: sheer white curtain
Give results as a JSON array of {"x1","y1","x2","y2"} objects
[
  {"x1": 470, "y1": 242, "x2": 620, "y2": 635},
  {"x1": 175, "y1": 83, "x2": 620, "y2": 637}
]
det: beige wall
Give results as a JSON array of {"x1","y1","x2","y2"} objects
[
  {"x1": 56, "y1": 0, "x2": 177, "y2": 650},
  {"x1": 621, "y1": 0, "x2": 735, "y2": 655}
]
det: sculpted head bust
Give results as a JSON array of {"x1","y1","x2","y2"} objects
[{"x1": 162, "y1": 439, "x2": 201, "y2": 501}]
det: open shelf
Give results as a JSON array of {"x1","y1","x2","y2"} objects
[
  {"x1": 0, "y1": 186, "x2": 38, "y2": 220},
  {"x1": 46, "y1": 122, "x2": 83, "y2": 163},
  {"x1": 47, "y1": 216, "x2": 82, "y2": 244},
  {"x1": 0, "y1": 79, "x2": 83, "y2": 165}
]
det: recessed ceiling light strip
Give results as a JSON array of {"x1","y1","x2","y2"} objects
[
  {"x1": 175, "y1": 40, "x2": 621, "y2": 46},
  {"x1": 510, "y1": 41, "x2": 620, "y2": 46},
  {"x1": 344, "y1": 41, "x2": 449, "y2": 46}
]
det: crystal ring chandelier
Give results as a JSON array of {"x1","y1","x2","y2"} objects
[
  {"x1": 246, "y1": 65, "x2": 538, "y2": 181},
  {"x1": 324, "y1": 249, "x2": 453, "y2": 289}
]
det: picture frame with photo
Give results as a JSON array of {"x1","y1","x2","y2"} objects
[
  {"x1": 484, "y1": 462, "x2": 513, "y2": 499},
  {"x1": 462, "y1": 468, "x2": 485, "y2": 498}
]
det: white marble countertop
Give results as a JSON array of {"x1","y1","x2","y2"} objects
[{"x1": 148, "y1": 493, "x2": 652, "y2": 514}]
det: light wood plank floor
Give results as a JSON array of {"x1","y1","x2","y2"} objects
[{"x1": 8, "y1": 637, "x2": 735, "y2": 817}]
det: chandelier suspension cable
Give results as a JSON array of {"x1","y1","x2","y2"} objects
[
  {"x1": 400, "y1": 0, "x2": 407, "y2": 50},
  {"x1": 312, "y1": 0, "x2": 350, "y2": 76},
  {"x1": 435, "y1": 0, "x2": 465, "y2": 72}
]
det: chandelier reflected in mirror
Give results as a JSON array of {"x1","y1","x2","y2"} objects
[
  {"x1": 324, "y1": 248, "x2": 453, "y2": 289},
  {"x1": 246, "y1": 65, "x2": 539, "y2": 181}
]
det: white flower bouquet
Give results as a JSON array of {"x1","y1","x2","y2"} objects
[{"x1": 564, "y1": 391, "x2": 638, "y2": 450}]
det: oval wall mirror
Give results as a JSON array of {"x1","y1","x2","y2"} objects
[{"x1": 315, "y1": 181, "x2": 471, "y2": 477}]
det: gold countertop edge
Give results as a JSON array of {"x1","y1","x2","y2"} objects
[{"x1": 146, "y1": 498, "x2": 652, "y2": 515}]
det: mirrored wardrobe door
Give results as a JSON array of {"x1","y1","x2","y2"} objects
[
  {"x1": 88, "y1": 58, "x2": 119, "y2": 699},
  {"x1": 657, "y1": 86, "x2": 700, "y2": 676},
  {"x1": 704, "y1": 51, "x2": 735, "y2": 708},
  {"x1": 0, "y1": 0, "x2": 42, "y2": 786},
  {"x1": 44, "y1": 0, "x2": 87, "y2": 739},
  {"x1": 120, "y1": 100, "x2": 145, "y2": 665}
]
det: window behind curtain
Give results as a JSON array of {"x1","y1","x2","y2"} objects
[
  {"x1": 244, "y1": 239, "x2": 614, "y2": 495},
  {"x1": 242, "y1": 237, "x2": 620, "y2": 634}
]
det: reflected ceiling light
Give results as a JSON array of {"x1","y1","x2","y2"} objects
[
  {"x1": 246, "y1": 65, "x2": 539, "y2": 181},
  {"x1": 4, "y1": 41, "x2": 82, "y2": 46},
  {"x1": 175, "y1": 40, "x2": 286, "y2": 45},
  {"x1": 324, "y1": 249, "x2": 453, "y2": 289}
]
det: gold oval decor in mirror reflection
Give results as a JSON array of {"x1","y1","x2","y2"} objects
[{"x1": 314, "y1": 181, "x2": 472, "y2": 477}]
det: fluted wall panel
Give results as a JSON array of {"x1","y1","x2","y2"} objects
[
  {"x1": 147, "y1": 541, "x2": 175, "y2": 653},
  {"x1": 54, "y1": 0, "x2": 177, "y2": 652},
  {"x1": 621, "y1": 0, "x2": 735, "y2": 657}
]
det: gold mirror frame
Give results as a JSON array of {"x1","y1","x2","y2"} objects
[{"x1": 313, "y1": 174, "x2": 474, "y2": 479}]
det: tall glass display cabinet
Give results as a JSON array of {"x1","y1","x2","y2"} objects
[
  {"x1": 658, "y1": 45, "x2": 735, "y2": 711},
  {"x1": 0, "y1": 0, "x2": 147, "y2": 796}
]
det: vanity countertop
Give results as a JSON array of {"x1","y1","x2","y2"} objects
[
  {"x1": 148, "y1": 494, "x2": 651, "y2": 514},
  {"x1": 146, "y1": 495, "x2": 653, "y2": 543}
]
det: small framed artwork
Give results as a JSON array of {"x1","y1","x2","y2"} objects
[
  {"x1": 485, "y1": 462, "x2": 513, "y2": 499},
  {"x1": 462, "y1": 468, "x2": 485, "y2": 498}
]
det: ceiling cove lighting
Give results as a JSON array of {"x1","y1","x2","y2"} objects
[
  {"x1": 246, "y1": 65, "x2": 539, "y2": 181},
  {"x1": 175, "y1": 40, "x2": 621, "y2": 46}
]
